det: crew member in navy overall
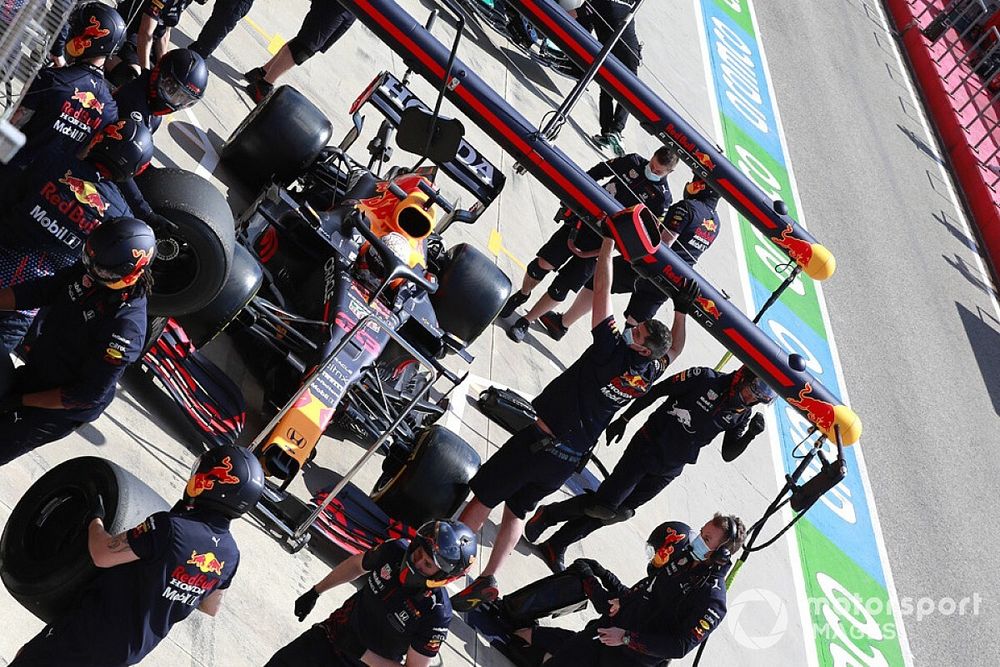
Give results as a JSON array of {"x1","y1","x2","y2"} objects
[
  {"x1": 524, "y1": 365, "x2": 771, "y2": 569},
  {"x1": 452, "y1": 234, "x2": 696, "y2": 611},
  {"x1": 546, "y1": 176, "x2": 722, "y2": 336},
  {"x1": 515, "y1": 515, "x2": 743, "y2": 666},
  {"x1": 268, "y1": 520, "x2": 477, "y2": 666},
  {"x1": 501, "y1": 147, "x2": 678, "y2": 342},
  {"x1": 10, "y1": 445, "x2": 264, "y2": 665},
  {"x1": 6, "y1": 2, "x2": 125, "y2": 169},
  {"x1": 0, "y1": 218, "x2": 156, "y2": 465},
  {"x1": 0, "y1": 118, "x2": 154, "y2": 352}
]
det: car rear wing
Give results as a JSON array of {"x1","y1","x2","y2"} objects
[{"x1": 350, "y1": 71, "x2": 506, "y2": 220}]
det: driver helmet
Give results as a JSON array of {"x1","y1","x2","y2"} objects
[
  {"x1": 645, "y1": 520, "x2": 692, "y2": 574},
  {"x1": 82, "y1": 217, "x2": 156, "y2": 290},
  {"x1": 182, "y1": 445, "x2": 265, "y2": 518},
  {"x1": 149, "y1": 49, "x2": 208, "y2": 115},
  {"x1": 64, "y1": 2, "x2": 127, "y2": 60},
  {"x1": 84, "y1": 118, "x2": 154, "y2": 182},
  {"x1": 400, "y1": 520, "x2": 478, "y2": 589}
]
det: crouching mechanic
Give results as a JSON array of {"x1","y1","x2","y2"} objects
[
  {"x1": 268, "y1": 520, "x2": 477, "y2": 666},
  {"x1": 10, "y1": 445, "x2": 265, "y2": 666},
  {"x1": 0, "y1": 218, "x2": 155, "y2": 466},
  {"x1": 524, "y1": 365, "x2": 772, "y2": 567},
  {"x1": 516, "y1": 515, "x2": 744, "y2": 666},
  {"x1": 452, "y1": 234, "x2": 695, "y2": 611}
]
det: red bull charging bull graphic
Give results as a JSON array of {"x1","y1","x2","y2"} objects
[{"x1": 66, "y1": 16, "x2": 110, "y2": 58}]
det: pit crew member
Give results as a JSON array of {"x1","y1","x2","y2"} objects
[
  {"x1": 0, "y1": 118, "x2": 154, "y2": 352},
  {"x1": 502, "y1": 147, "x2": 678, "y2": 342},
  {"x1": 0, "y1": 218, "x2": 156, "y2": 466},
  {"x1": 269, "y1": 520, "x2": 477, "y2": 666},
  {"x1": 9, "y1": 444, "x2": 263, "y2": 666},
  {"x1": 452, "y1": 235, "x2": 694, "y2": 611},
  {"x1": 525, "y1": 365, "x2": 771, "y2": 569},
  {"x1": 517, "y1": 515, "x2": 743, "y2": 666},
  {"x1": 5, "y1": 2, "x2": 125, "y2": 169},
  {"x1": 545, "y1": 176, "x2": 722, "y2": 336}
]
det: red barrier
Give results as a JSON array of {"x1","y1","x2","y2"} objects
[{"x1": 884, "y1": 0, "x2": 1000, "y2": 279}]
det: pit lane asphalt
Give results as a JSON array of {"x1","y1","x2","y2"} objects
[
  {"x1": 753, "y1": 1, "x2": 1000, "y2": 665},
  {"x1": 1, "y1": 0, "x2": 983, "y2": 664}
]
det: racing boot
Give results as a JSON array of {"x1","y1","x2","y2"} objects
[
  {"x1": 243, "y1": 66, "x2": 265, "y2": 83},
  {"x1": 451, "y1": 574, "x2": 500, "y2": 612},
  {"x1": 589, "y1": 132, "x2": 611, "y2": 152},
  {"x1": 524, "y1": 505, "x2": 552, "y2": 543},
  {"x1": 507, "y1": 317, "x2": 530, "y2": 343},
  {"x1": 539, "y1": 311, "x2": 568, "y2": 341},
  {"x1": 499, "y1": 289, "x2": 530, "y2": 319},
  {"x1": 537, "y1": 540, "x2": 566, "y2": 573}
]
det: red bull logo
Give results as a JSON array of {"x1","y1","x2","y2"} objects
[
  {"x1": 621, "y1": 373, "x2": 648, "y2": 391},
  {"x1": 101, "y1": 120, "x2": 125, "y2": 141},
  {"x1": 71, "y1": 88, "x2": 105, "y2": 115},
  {"x1": 187, "y1": 550, "x2": 225, "y2": 575},
  {"x1": 59, "y1": 172, "x2": 107, "y2": 215},
  {"x1": 786, "y1": 383, "x2": 836, "y2": 433},
  {"x1": 132, "y1": 247, "x2": 154, "y2": 273},
  {"x1": 692, "y1": 150, "x2": 716, "y2": 172},
  {"x1": 186, "y1": 456, "x2": 241, "y2": 497},
  {"x1": 694, "y1": 296, "x2": 722, "y2": 320},
  {"x1": 652, "y1": 528, "x2": 687, "y2": 568},
  {"x1": 702, "y1": 219, "x2": 717, "y2": 233},
  {"x1": 66, "y1": 16, "x2": 110, "y2": 57},
  {"x1": 770, "y1": 225, "x2": 814, "y2": 267}
]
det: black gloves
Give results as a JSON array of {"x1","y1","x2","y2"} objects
[
  {"x1": 605, "y1": 418, "x2": 628, "y2": 445},
  {"x1": 295, "y1": 587, "x2": 319, "y2": 622},
  {"x1": 745, "y1": 413, "x2": 766, "y2": 438},
  {"x1": 721, "y1": 413, "x2": 766, "y2": 463},
  {"x1": 0, "y1": 394, "x2": 21, "y2": 414},
  {"x1": 145, "y1": 212, "x2": 178, "y2": 237},
  {"x1": 672, "y1": 277, "x2": 701, "y2": 315}
]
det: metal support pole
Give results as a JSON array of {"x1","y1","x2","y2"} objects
[{"x1": 715, "y1": 264, "x2": 802, "y2": 371}]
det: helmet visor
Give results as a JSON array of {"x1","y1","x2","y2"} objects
[
  {"x1": 746, "y1": 376, "x2": 776, "y2": 404},
  {"x1": 158, "y1": 75, "x2": 200, "y2": 111}
]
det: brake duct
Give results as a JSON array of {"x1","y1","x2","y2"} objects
[{"x1": 333, "y1": 0, "x2": 860, "y2": 444}]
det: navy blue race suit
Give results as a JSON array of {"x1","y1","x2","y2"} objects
[
  {"x1": 578, "y1": 0, "x2": 641, "y2": 135},
  {"x1": 470, "y1": 316, "x2": 664, "y2": 517},
  {"x1": 536, "y1": 367, "x2": 758, "y2": 553},
  {"x1": 0, "y1": 264, "x2": 148, "y2": 465},
  {"x1": 545, "y1": 537, "x2": 728, "y2": 666},
  {"x1": 550, "y1": 154, "x2": 671, "y2": 299},
  {"x1": 0, "y1": 149, "x2": 131, "y2": 352},
  {"x1": 622, "y1": 196, "x2": 721, "y2": 321},
  {"x1": 113, "y1": 69, "x2": 162, "y2": 134},
  {"x1": 188, "y1": 0, "x2": 256, "y2": 59},
  {"x1": 266, "y1": 540, "x2": 451, "y2": 666},
  {"x1": 116, "y1": 0, "x2": 195, "y2": 66},
  {"x1": 5, "y1": 63, "x2": 117, "y2": 169},
  {"x1": 12, "y1": 508, "x2": 239, "y2": 667}
]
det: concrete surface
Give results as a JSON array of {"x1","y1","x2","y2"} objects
[{"x1": 0, "y1": 0, "x2": 993, "y2": 664}]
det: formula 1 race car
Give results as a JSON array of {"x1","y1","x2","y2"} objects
[{"x1": 144, "y1": 72, "x2": 512, "y2": 552}]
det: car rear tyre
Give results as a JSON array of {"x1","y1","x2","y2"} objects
[
  {"x1": 0, "y1": 457, "x2": 169, "y2": 623},
  {"x1": 136, "y1": 168, "x2": 236, "y2": 317},
  {"x1": 431, "y1": 243, "x2": 512, "y2": 344},
  {"x1": 221, "y1": 86, "x2": 333, "y2": 192}
]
